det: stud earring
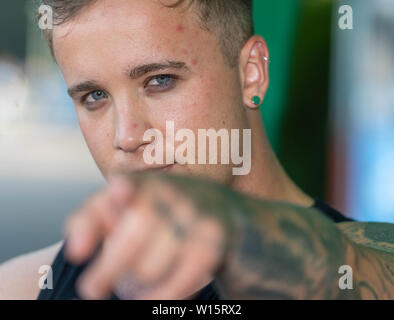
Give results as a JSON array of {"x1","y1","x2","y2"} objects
[{"x1": 252, "y1": 96, "x2": 261, "y2": 106}]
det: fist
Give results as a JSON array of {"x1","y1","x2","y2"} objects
[{"x1": 64, "y1": 172, "x2": 236, "y2": 300}]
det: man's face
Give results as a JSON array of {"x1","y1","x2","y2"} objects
[{"x1": 53, "y1": 0, "x2": 249, "y2": 184}]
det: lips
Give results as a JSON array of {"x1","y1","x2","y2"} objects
[
  {"x1": 140, "y1": 164, "x2": 174, "y2": 173},
  {"x1": 111, "y1": 161, "x2": 176, "y2": 175}
]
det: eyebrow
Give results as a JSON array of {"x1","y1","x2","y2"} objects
[
  {"x1": 67, "y1": 80, "x2": 101, "y2": 99},
  {"x1": 126, "y1": 60, "x2": 189, "y2": 79},
  {"x1": 67, "y1": 60, "x2": 189, "y2": 98}
]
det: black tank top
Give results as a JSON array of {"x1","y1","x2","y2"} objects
[{"x1": 37, "y1": 199, "x2": 353, "y2": 300}]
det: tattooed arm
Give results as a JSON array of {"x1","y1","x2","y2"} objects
[
  {"x1": 65, "y1": 172, "x2": 394, "y2": 300},
  {"x1": 157, "y1": 174, "x2": 394, "y2": 300},
  {"x1": 336, "y1": 223, "x2": 394, "y2": 299},
  {"x1": 213, "y1": 198, "x2": 394, "y2": 300}
]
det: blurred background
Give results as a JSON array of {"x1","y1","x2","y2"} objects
[{"x1": 0, "y1": 0, "x2": 393, "y2": 263}]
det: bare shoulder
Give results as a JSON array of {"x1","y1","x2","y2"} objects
[{"x1": 0, "y1": 241, "x2": 63, "y2": 300}]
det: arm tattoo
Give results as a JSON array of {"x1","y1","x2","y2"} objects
[
  {"x1": 153, "y1": 197, "x2": 190, "y2": 240},
  {"x1": 128, "y1": 172, "x2": 394, "y2": 299},
  {"x1": 163, "y1": 174, "x2": 393, "y2": 299},
  {"x1": 213, "y1": 201, "x2": 363, "y2": 299},
  {"x1": 337, "y1": 222, "x2": 394, "y2": 299}
]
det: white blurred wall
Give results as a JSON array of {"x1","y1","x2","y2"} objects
[{"x1": 0, "y1": 5, "x2": 105, "y2": 263}]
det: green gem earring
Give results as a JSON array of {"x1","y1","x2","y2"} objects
[{"x1": 252, "y1": 96, "x2": 261, "y2": 106}]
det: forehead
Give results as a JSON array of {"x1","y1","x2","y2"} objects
[
  {"x1": 52, "y1": 0, "x2": 216, "y2": 76},
  {"x1": 53, "y1": 0, "x2": 195, "y2": 40}
]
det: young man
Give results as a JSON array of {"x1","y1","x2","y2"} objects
[{"x1": 0, "y1": 0, "x2": 393, "y2": 300}]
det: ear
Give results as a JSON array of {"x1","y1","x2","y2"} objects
[{"x1": 239, "y1": 36, "x2": 270, "y2": 109}]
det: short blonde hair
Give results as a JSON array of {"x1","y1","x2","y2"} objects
[{"x1": 39, "y1": 0, "x2": 254, "y2": 67}]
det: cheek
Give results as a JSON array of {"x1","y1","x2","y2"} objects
[
  {"x1": 162, "y1": 99, "x2": 215, "y2": 131},
  {"x1": 177, "y1": 79, "x2": 232, "y2": 129},
  {"x1": 78, "y1": 115, "x2": 113, "y2": 164},
  {"x1": 196, "y1": 77, "x2": 223, "y2": 112}
]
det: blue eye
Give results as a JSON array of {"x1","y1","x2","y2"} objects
[
  {"x1": 146, "y1": 74, "x2": 178, "y2": 92},
  {"x1": 85, "y1": 90, "x2": 107, "y2": 103},
  {"x1": 154, "y1": 75, "x2": 171, "y2": 86}
]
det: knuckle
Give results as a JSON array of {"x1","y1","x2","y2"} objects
[
  {"x1": 199, "y1": 217, "x2": 225, "y2": 238},
  {"x1": 137, "y1": 266, "x2": 161, "y2": 284},
  {"x1": 193, "y1": 219, "x2": 226, "y2": 252},
  {"x1": 90, "y1": 192, "x2": 109, "y2": 211},
  {"x1": 83, "y1": 190, "x2": 106, "y2": 211}
]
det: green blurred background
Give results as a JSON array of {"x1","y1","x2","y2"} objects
[{"x1": 256, "y1": 0, "x2": 333, "y2": 200}]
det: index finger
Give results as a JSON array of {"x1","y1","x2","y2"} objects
[{"x1": 64, "y1": 178, "x2": 135, "y2": 264}]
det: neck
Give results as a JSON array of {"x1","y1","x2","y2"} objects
[{"x1": 231, "y1": 110, "x2": 314, "y2": 208}]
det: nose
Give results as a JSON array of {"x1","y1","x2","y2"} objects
[{"x1": 113, "y1": 103, "x2": 149, "y2": 153}]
